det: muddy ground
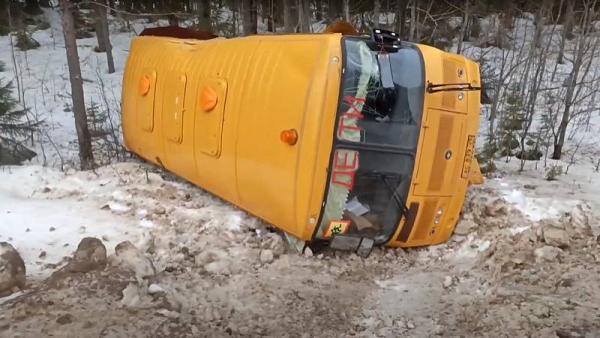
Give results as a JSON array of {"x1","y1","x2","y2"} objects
[{"x1": 0, "y1": 163, "x2": 599, "y2": 337}]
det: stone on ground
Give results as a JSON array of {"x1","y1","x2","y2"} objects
[
  {"x1": 66, "y1": 237, "x2": 107, "y2": 273},
  {"x1": 0, "y1": 242, "x2": 26, "y2": 296}
]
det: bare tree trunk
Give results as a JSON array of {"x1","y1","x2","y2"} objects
[
  {"x1": 196, "y1": 0, "x2": 211, "y2": 31},
  {"x1": 373, "y1": 0, "x2": 380, "y2": 28},
  {"x1": 297, "y1": 0, "x2": 311, "y2": 32},
  {"x1": 343, "y1": 0, "x2": 350, "y2": 22},
  {"x1": 409, "y1": 0, "x2": 417, "y2": 41},
  {"x1": 59, "y1": 0, "x2": 94, "y2": 170},
  {"x1": 94, "y1": 3, "x2": 107, "y2": 52},
  {"x1": 315, "y1": 0, "x2": 323, "y2": 21},
  {"x1": 456, "y1": 0, "x2": 469, "y2": 54},
  {"x1": 6, "y1": 5, "x2": 22, "y2": 104},
  {"x1": 283, "y1": 0, "x2": 295, "y2": 32},
  {"x1": 94, "y1": 1, "x2": 115, "y2": 74},
  {"x1": 266, "y1": 0, "x2": 275, "y2": 32},
  {"x1": 553, "y1": 2, "x2": 595, "y2": 160},
  {"x1": 242, "y1": 0, "x2": 258, "y2": 35},
  {"x1": 395, "y1": 0, "x2": 408, "y2": 38},
  {"x1": 328, "y1": 0, "x2": 342, "y2": 21},
  {"x1": 557, "y1": 0, "x2": 573, "y2": 64}
]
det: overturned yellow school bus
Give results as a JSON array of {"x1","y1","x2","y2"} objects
[{"x1": 122, "y1": 27, "x2": 482, "y2": 255}]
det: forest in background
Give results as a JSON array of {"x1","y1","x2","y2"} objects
[{"x1": 0, "y1": 0, "x2": 599, "y2": 178}]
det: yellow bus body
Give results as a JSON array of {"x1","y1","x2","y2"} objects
[{"x1": 122, "y1": 33, "x2": 481, "y2": 248}]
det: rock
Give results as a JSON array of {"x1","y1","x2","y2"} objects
[
  {"x1": 56, "y1": 313, "x2": 73, "y2": 325},
  {"x1": 303, "y1": 247, "x2": 313, "y2": 258},
  {"x1": 0, "y1": 242, "x2": 26, "y2": 297},
  {"x1": 115, "y1": 241, "x2": 155, "y2": 283},
  {"x1": 120, "y1": 283, "x2": 144, "y2": 308},
  {"x1": 261, "y1": 233, "x2": 285, "y2": 257},
  {"x1": 406, "y1": 321, "x2": 415, "y2": 329},
  {"x1": 156, "y1": 309, "x2": 180, "y2": 319},
  {"x1": 148, "y1": 284, "x2": 165, "y2": 295},
  {"x1": 194, "y1": 248, "x2": 229, "y2": 273},
  {"x1": 530, "y1": 303, "x2": 550, "y2": 318},
  {"x1": 484, "y1": 199, "x2": 507, "y2": 217},
  {"x1": 65, "y1": 237, "x2": 107, "y2": 273},
  {"x1": 153, "y1": 205, "x2": 166, "y2": 215},
  {"x1": 204, "y1": 260, "x2": 231, "y2": 275},
  {"x1": 534, "y1": 246, "x2": 562, "y2": 262},
  {"x1": 260, "y1": 249, "x2": 274, "y2": 264},
  {"x1": 442, "y1": 276, "x2": 453, "y2": 288},
  {"x1": 543, "y1": 228, "x2": 570, "y2": 248},
  {"x1": 454, "y1": 219, "x2": 477, "y2": 235},
  {"x1": 568, "y1": 204, "x2": 590, "y2": 229}
]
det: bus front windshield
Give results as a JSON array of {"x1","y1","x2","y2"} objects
[{"x1": 317, "y1": 38, "x2": 425, "y2": 244}]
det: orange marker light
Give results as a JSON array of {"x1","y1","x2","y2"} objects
[
  {"x1": 200, "y1": 86, "x2": 218, "y2": 112},
  {"x1": 138, "y1": 75, "x2": 151, "y2": 96},
  {"x1": 280, "y1": 129, "x2": 298, "y2": 145}
]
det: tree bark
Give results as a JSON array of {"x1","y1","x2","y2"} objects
[
  {"x1": 409, "y1": 0, "x2": 417, "y2": 41},
  {"x1": 552, "y1": 2, "x2": 592, "y2": 160},
  {"x1": 242, "y1": 0, "x2": 258, "y2": 35},
  {"x1": 196, "y1": 0, "x2": 211, "y2": 31},
  {"x1": 94, "y1": 1, "x2": 115, "y2": 74},
  {"x1": 328, "y1": 0, "x2": 342, "y2": 21},
  {"x1": 395, "y1": 0, "x2": 408, "y2": 38},
  {"x1": 94, "y1": 3, "x2": 107, "y2": 52},
  {"x1": 283, "y1": 0, "x2": 295, "y2": 32},
  {"x1": 59, "y1": 0, "x2": 94, "y2": 170},
  {"x1": 373, "y1": 0, "x2": 380, "y2": 28},
  {"x1": 557, "y1": 0, "x2": 574, "y2": 64},
  {"x1": 456, "y1": 0, "x2": 469, "y2": 54},
  {"x1": 297, "y1": 0, "x2": 311, "y2": 32},
  {"x1": 315, "y1": 0, "x2": 323, "y2": 21},
  {"x1": 343, "y1": 0, "x2": 350, "y2": 22}
]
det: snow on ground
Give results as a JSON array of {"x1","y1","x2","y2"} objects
[
  {"x1": 0, "y1": 165, "x2": 148, "y2": 280},
  {"x1": 0, "y1": 9, "x2": 161, "y2": 167},
  {"x1": 0, "y1": 161, "x2": 596, "y2": 336}
]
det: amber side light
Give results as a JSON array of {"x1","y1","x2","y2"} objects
[
  {"x1": 200, "y1": 86, "x2": 218, "y2": 112},
  {"x1": 138, "y1": 76, "x2": 151, "y2": 96},
  {"x1": 280, "y1": 129, "x2": 298, "y2": 145}
]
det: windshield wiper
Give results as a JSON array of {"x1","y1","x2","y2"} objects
[
  {"x1": 426, "y1": 82, "x2": 481, "y2": 93},
  {"x1": 368, "y1": 172, "x2": 410, "y2": 222}
]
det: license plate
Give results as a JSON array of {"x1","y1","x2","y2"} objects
[{"x1": 461, "y1": 135, "x2": 476, "y2": 178}]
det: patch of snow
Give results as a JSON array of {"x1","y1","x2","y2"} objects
[
  {"x1": 0, "y1": 165, "x2": 148, "y2": 280},
  {"x1": 501, "y1": 188, "x2": 580, "y2": 221}
]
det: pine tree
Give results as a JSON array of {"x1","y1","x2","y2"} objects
[
  {"x1": 0, "y1": 81, "x2": 37, "y2": 165},
  {"x1": 498, "y1": 87, "x2": 524, "y2": 159}
]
